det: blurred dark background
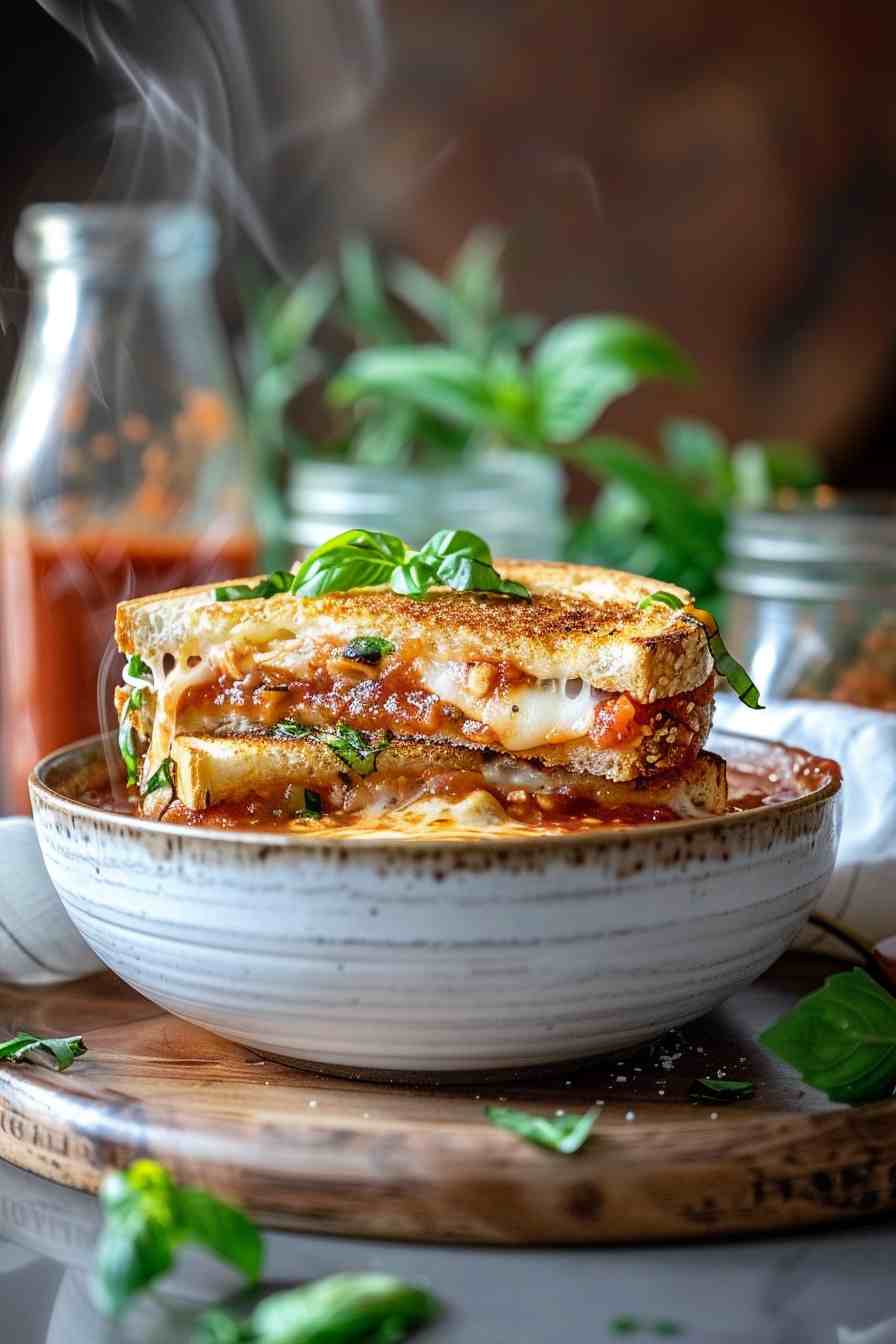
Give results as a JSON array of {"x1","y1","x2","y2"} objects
[{"x1": 4, "y1": 0, "x2": 896, "y2": 485}]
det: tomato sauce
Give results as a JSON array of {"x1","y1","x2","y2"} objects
[{"x1": 0, "y1": 526, "x2": 256, "y2": 812}]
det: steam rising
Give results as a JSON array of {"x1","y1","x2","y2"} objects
[{"x1": 37, "y1": 0, "x2": 386, "y2": 274}]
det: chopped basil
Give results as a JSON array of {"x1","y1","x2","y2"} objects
[
  {"x1": 215, "y1": 571, "x2": 293, "y2": 602},
  {"x1": 342, "y1": 635, "x2": 396, "y2": 664},
  {"x1": 0, "y1": 1032, "x2": 86, "y2": 1072},
  {"x1": 274, "y1": 720, "x2": 315, "y2": 740},
  {"x1": 485, "y1": 1104, "x2": 600, "y2": 1154},
  {"x1": 195, "y1": 1273, "x2": 439, "y2": 1344},
  {"x1": 609, "y1": 1320, "x2": 685, "y2": 1338},
  {"x1": 274, "y1": 721, "x2": 392, "y2": 776},
  {"x1": 323, "y1": 724, "x2": 392, "y2": 775},
  {"x1": 93, "y1": 1159, "x2": 262, "y2": 1317},
  {"x1": 118, "y1": 688, "x2": 143, "y2": 788},
  {"x1": 638, "y1": 590, "x2": 763, "y2": 709},
  {"x1": 688, "y1": 1078, "x2": 754, "y2": 1103},
  {"x1": 124, "y1": 654, "x2": 154, "y2": 688},
  {"x1": 144, "y1": 757, "x2": 174, "y2": 795},
  {"x1": 759, "y1": 967, "x2": 896, "y2": 1104},
  {"x1": 296, "y1": 789, "x2": 322, "y2": 820}
]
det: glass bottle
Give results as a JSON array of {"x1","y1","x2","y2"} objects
[{"x1": 0, "y1": 205, "x2": 257, "y2": 812}]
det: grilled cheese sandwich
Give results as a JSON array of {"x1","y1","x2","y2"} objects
[{"x1": 115, "y1": 560, "x2": 716, "y2": 807}]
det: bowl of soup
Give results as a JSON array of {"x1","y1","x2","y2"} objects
[{"x1": 29, "y1": 729, "x2": 842, "y2": 1078}]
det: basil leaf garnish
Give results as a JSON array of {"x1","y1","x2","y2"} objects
[
  {"x1": 688, "y1": 1078, "x2": 755, "y2": 1103},
  {"x1": 195, "y1": 1273, "x2": 439, "y2": 1344},
  {"x1": 290, "y1": 527, "x2": 531, "y2": 602},
  {"x1": 324, "y1": 725, "x2": 392, "y2": 775},
  {"x1": 274, "y1": 721, "x2": 392, "y2": 776},
  {"x1": 759, "y1": 968, "x2": 896, "y2": 1104},
  {"x1": 0, "y1": 1032, "x2": 86, "y2": 1072},
  {"x1": 274, "y1": 720, "x2": 315, "y2": 740},
  {"x1": 215, "y1": 571, "x2": 293, "y2": 602},
  {"x1": 93, "y1": 1159, "x2": 262, "y2": 1317},
  {"x1": 124, "y1": 654, "x2": 154, "y2": 688},
  {"x1": 638, "y1": 590, "x2": 763, "y2": 709},
  {"x1": 119, "y1": 688, "x2": 144, "y2": 787},
  {"x1": 144, "y1": 758, "x2": 174, "y2": 795},
  {"x1": 485, "y1": 1104, "x2": 600, "y2": 1154},
  {"x1": 297, "y1": 789, "x2": 322, "y2": 820},
  {"x1": 342, "y1": 636, "x2": 396, "y2": 664}
]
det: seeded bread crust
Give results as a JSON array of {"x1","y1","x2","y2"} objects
[
  {"x1": 170, "y1": 733, "x2": 727, "y2": 815},
  {"x1": 116, "y1": 560, "x2": 712, "y2": 701}
]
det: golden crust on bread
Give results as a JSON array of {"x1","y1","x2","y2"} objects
[
  {"x1": 170, "y1": 733, "x2": 727, "y2": 817},
  {"x1": 115, "y1": 560, "x2": 712, "y2": 701}
]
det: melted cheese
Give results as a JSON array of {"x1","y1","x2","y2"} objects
[{"x1": 417, "y1": 660, "x2": 607, "y2": 750}]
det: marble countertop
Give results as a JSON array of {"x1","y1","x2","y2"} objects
[{"x1": 1, "y1": 1159, "x2": 894, "y2": 1343}]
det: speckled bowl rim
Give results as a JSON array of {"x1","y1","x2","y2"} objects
[{"x1": 29, "y1": 730, "x2": 842, "y2": 853}]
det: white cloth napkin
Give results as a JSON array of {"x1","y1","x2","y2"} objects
[
  {"x1": 0, "y1": 817, "x2": 104, "y2": 986},
  {"x1": 713, "y1": 698, "x2": 896, "y2": 946}
]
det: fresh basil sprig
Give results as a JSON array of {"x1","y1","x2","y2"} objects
[
  {"x1": 342, "y1": 635, "x2": 396, "y2": 664},
  {"x1": 485, "y1": 1105, "x2": 600, "y2": 1154},
  {"x1": 759, "y1": 968, "x2": 896, "y2": 1105},
  {"x1": 289, "y1": 527, "x2": 530, "y2": 601},
  {"x1": 638, "y1": 590, "x2": 763, "y2": 709},
  {"x1": 274, "y1": 721, "x2": 392, "y2": 777},
  {"x1": 215, "y1": 571, "x2": 294, "y2": 603},
  {"x1": 688, "y1": 1078, "x2": 754, "y2": 1104},
  {"x1": 195, "y1": 1273, "x2": 439, "y2": 1344},
  {"x1": 0, "y1": 1032, "x2": 86, "y2": 1072},
  {"x1": 93, "y1": 1159, "x2": 263, "y2": 1317}
]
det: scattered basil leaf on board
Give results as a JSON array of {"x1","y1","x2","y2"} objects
[
  {"x1": 759, "y1": 968, "x2": 896, "y2": 1104},
  {"x1": 215, "y1": 571, "x2": 293, "y2": 602},
  {"x1": 638, "y1": 590, "x2": 763, "y2": 709},
  {"x1": 485, "y1": 1105, "x2": 600, "y2": 1154},
  {"x1": 0, "y1": 1032, "x2": 86, "y2": 1072},
  {"x1": 688, "y1": 1078, "x2": 755, "y2": 1103},
  {"x1": 144, "y1": 757, "x2": 174, "y2": 795},
  {"x1": 93, "y1": 1160, "x2": 263, "y2": 1317},
  {"x1": 195, "y1": 1273, "x2": 439, "y2": 1344},
  {"x1": 342, "y1": 635, "x2": 396, "y2": 664}
]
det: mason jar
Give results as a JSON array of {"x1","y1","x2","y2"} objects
[
  {"x1": 0, "y1": 205, "x2": 257, "y2": 811},
  {"x1": 720, "y1": 495, "x2": 896, "y2": 706},
  {"x1": 286, "y1": 450, "x2": 567, "y2": 559}
]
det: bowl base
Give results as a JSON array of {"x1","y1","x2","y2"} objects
[{"x1": 249, "y1": 1040, "x2": 657, "y2": 1086}]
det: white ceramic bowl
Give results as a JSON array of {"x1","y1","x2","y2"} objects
[{"x1": 30, "y1": 731, "x2": 842, "y2": 1078}]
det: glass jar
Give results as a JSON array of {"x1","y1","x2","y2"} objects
[
  {"x1": 286, "y1": 450, "x2": 567, "y2": 558},
  {"x1": 720, "y1": 495, "x2": 896, "y2": 706},
  {"x1": 0, "y1": 205, "x2": 257, "y2": 812}
]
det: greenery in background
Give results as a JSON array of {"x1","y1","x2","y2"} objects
[{"x1": 242, "y1": 231, "x2": 821, "y2": 600}]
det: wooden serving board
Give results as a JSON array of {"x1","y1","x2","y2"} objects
[{"x1": 0, "y1": 953, "x2": 894, "y2": 1245}]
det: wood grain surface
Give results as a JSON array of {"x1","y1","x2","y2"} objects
[{"x1": 0, "y1": 953, "x2": 893, "y2": 1245}]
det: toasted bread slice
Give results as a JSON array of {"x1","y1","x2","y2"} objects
[
  {"x1": 116, "y1": 561, "x2": 711, "y2": 701},
  {"x1": 116, "y1": 560, "x2": 715, "y2": 785},
  {"x1": 169, "y1": 733, "x2": 727, "y2": 819}
]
